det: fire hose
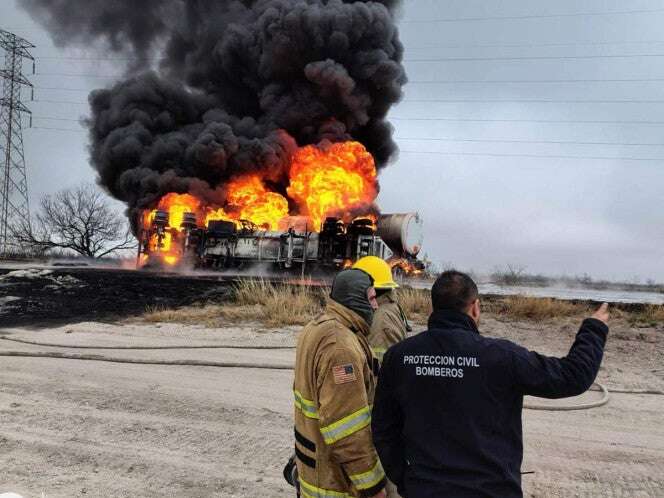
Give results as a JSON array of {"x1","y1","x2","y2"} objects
[
  {"x1": 1, "y1": 338, "x2": 662, "y2": 410},
  {"x1": 0, "y1": 350, "x2": 292, "y2": 370},
  {"x1": 0, "y1": 336, "x2": 295, "y2": 350},
  {"x1": 523, "y1": 382, "x2": 610, "y2": 411}
]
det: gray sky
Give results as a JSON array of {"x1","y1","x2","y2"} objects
[{"x1": 2, "y1": 0, "x2": 663, "y2": 281}]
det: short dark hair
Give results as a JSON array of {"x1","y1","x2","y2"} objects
[{"x1": 431, "y1": 271, "x2": 479, "y2": 312}]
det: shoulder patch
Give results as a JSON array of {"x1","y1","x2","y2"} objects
[{"x1": 332, "y1": 363, "x2": 357, "y2": 384}]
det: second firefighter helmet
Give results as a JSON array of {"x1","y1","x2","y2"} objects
[{"x1": 352, "y1": 256, "x2": 399, "y2": 290}]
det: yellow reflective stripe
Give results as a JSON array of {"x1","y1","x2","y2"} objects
[
  {"x1": 299, "y1": 477, "x2": 350, "y2": 498},
  {"x1": 349, "y1": 460, "x2": 386, "y2": 490},
  {"x1": 294, "y1": 390, "x2": 319, "y2": 419},
  {"x1": 371, "y1": 347, "x2": 387, "y2": 361},
  {"x1": 320, "y1": 405, "x2": 371, "y2": 444}
]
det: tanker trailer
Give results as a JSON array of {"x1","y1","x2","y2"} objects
[{"x1": 377, "y1": 213, "x2": 425, "y2": 275}]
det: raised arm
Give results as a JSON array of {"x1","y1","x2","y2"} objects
[{"x1": 511, "y1": 304, "x2": 610, "y2": 399}]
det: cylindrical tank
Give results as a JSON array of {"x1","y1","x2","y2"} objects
[{"x1": 377, "y1": 213, "x2": 423, "y2": 257}]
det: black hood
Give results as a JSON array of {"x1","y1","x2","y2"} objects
[{"x1": 330, "y1": 269, "x2": 375, "y2": 326}]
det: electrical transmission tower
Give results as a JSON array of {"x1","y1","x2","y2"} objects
[{"x1": 0, "y1": 29, "x2": 34, "y2": 256}]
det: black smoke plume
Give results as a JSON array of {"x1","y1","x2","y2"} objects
[{"x1": 19, "y1": 0, "x2": 406, "y2": 230}]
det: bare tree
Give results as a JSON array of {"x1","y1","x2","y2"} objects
[{"x1": 11, "y1": 183, "x2": 136, "y2": 258}]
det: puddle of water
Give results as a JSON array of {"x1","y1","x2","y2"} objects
[
  {"x1": 408, "y1": 281, "x2": 664, "y2": 304},
  {"x1": 479, "y1": 284, "x2": 664, "y2": 305}
]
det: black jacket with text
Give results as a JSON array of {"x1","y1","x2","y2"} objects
[{"x1": 372, "y1": 309, "x2": 608, "y2": 498}]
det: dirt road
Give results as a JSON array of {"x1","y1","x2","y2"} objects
[{"x1": 0, "y1": 320, "x2": 662, "y2": 497}]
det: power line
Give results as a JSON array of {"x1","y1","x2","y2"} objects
[
  {"x1": 33, "y1": 99, "x2": 88, "y2": 105},
  {"x1": 35, "y1": 55, "x2": 151, "y2": 61},
  {"x1": 21, "y1": 127, "x2": 664, "y2": 159},
  {"x1": 390, "y1": 117, "x2": 664, "y2": 126},
  {"x1": 30, "y1": 126, "x2": 85, "y2": 133},
  {"x1": 398, "y1": 150, "x2": 664, "y2": 162},
  {"x1": 33, "y1": 53, "x2": 664, "y2": 66},
  {"x1": 403, "y1": 98, "x2": 664, "y2": 104},
  {"x1": 33, "y1": 116, "x2": 85, "y2": 122},
  {"x1": 39, "y1": 97, "x2": 664, "y2": 106},
  {"x1": 405, "y1": 39, "x2": 664, "y2": 50},
  {"x1": 395, "y1": 137, "x2": 664, "y2": 147},
  {"x1": 35, "y1": 72, "x2": 117, "y2": 78},
  {"x1": 12, "y1": 7, "x2": 664, "y2": 31},
  {"x1": 404, "y1": 53, "x2": 664, "y2": 62},
  {"x1": 36, "y1": 78, "x2": 664, "y2": 88},
  {"x1": 35, "y1": 86, "x2": 92, "y2": 92},
  {"x1": 29, "y1": 114, "x2": 664, "y2": 127},
  {"x1": 25, "y1": 128, "x2": 664, "y2": 154},
  {"x1": 29, "y1": 39, "x2": 664, "y2": 62},
  {"x1": 408, "y1": 77, "x2": 664, "y2": 84},
  {"x1": 400, "y1": 7, "x2": 664, "y2": 24}
]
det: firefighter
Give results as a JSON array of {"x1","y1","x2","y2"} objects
[
  {"x1": 349, "y1": 258, "x2": 408, "y2": 498},
  {"x1": 372, "y1": 270, "x2": 610, "y2": 498},
  {"x1": 353, "y1": 256, "x2": 411, "y2": 365},
  {"x1": 292, "y1": 269, "x2": 387, "y2": 498}
]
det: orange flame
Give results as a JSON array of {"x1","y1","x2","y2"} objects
[
  {"x1": 287, "y1": 142, "x2": 377, "y2": 230},
  {"x1": 140, "y1": 140, "x2": 379, "y2": 267},
  {"x1": 389, "y1": 257, "x2": 424, "y2": 276},
  {"x1": 157, "y1": 193, "x2": 202, "y2": 228},
  {"x1": 141, "y1": 193, "x2": 202, "y2": 266},
  {"x1": 225, "y1": 175, "x2": 289, "y2": 230}
]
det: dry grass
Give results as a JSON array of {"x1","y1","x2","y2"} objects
[
  {"x1": 140, "y1": 279, "x2": 663, "y2": 328},
  {"x1": 142, "y1": 303, "x2": 264, "y2": 327},
  {"x1": 142, "y1": 279, "x2": 325, "y2": 327},
  {"x1": 395, "y1": 287, "x2": 432, "y2": 323},
  {"x1": 238, "y1": 280, "x2": 325, "y2": 326},
  {"x1": 494, "y1": 296, "x2": 588, "y2": 321},
  {"x1": 629, "y1": 304, "x2": 664, "y2": 326}
]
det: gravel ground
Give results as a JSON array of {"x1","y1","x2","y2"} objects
[{"x1": 0, "y1": 316, "x2": 662, "y2": 497}]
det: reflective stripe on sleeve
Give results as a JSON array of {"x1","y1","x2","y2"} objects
[
  {"x1": 349, "y1": 460, "x2": 386, "y2": 491},
  {"x1": 299, "y1": 477, "x2": 350, "y2": 498},
  {"x1": 294, "y1": 390, "x2": 319, "y2": 419},
  {"x1": 319, "y1": 405, "x2": 371, "y2": 444}
]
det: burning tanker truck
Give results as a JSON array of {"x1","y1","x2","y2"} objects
[
  {"x1": 136, "y1": 144, "x2": 425, "y2": 275},
  {"x1": 138, "y1": 207, "x2": 424, "y2": 275}
]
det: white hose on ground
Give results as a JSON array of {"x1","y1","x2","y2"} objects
[
  {"x1": 0, "y1": 337, "x2": 295, "y2": 350},
  {"x1": 523, "y1": 382, "x2": 610, "y2": 411},
  {"x1": 2, "y1": 340, "x2": 662, "y2": 406},
  {"x1": 604, "y1": 388, "x2": 664, "y2": 395},
  {"x1": 0, "y1": 350, "x2": 293, "y2": 370}
]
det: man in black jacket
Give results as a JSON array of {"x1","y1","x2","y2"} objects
[{"x1": 372, "y1": 271, "x2": 609, "y2": 498}]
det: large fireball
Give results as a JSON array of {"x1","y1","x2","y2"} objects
[
  {"x1": 287, "y1": 141, "x2": 378, "y2": 230},
  {"x1": 225, "y1": 175, "x2": 289, "y2": 230}
]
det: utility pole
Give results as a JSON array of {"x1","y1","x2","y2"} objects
[{"x1": 0, "y1": 29, "x2": 34, "y2": 256}]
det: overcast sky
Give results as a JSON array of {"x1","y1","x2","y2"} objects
[{"x1": 1, "y1": 0, "x2": 663, "y2": 281}]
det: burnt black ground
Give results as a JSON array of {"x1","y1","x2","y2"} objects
[
  {"x1": 0, "y1": 268, "x2": 235, "y2": 328},
  {"x1": 1, "y1": 266, "x2": 652, "y2": 330}
]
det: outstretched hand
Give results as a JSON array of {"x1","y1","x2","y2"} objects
[{"x1": 591, "y1": 303, "x2": 609, "y2": 324}]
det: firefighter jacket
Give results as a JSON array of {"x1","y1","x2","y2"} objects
[
  {"x1": 372, "y1": 309, "x2": 608, "y2": 498},
  {"x1": 368, "y1": 293, "x2": 410, "y2": 364},
  {"x1": 293, "y1": 300, "x2": 387, "y2": 498}
]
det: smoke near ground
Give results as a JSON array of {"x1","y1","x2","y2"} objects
[{"x1": 18, "y1": 0, "x2": 406, "y2": 229}]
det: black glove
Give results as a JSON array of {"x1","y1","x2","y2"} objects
[{"x1": 283, "y1": 454, "x2": 299, "y2": 495}]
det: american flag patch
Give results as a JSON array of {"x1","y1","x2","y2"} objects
[{"x1": 333, "y1": 363, "x2": 357, "y2": 384}]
